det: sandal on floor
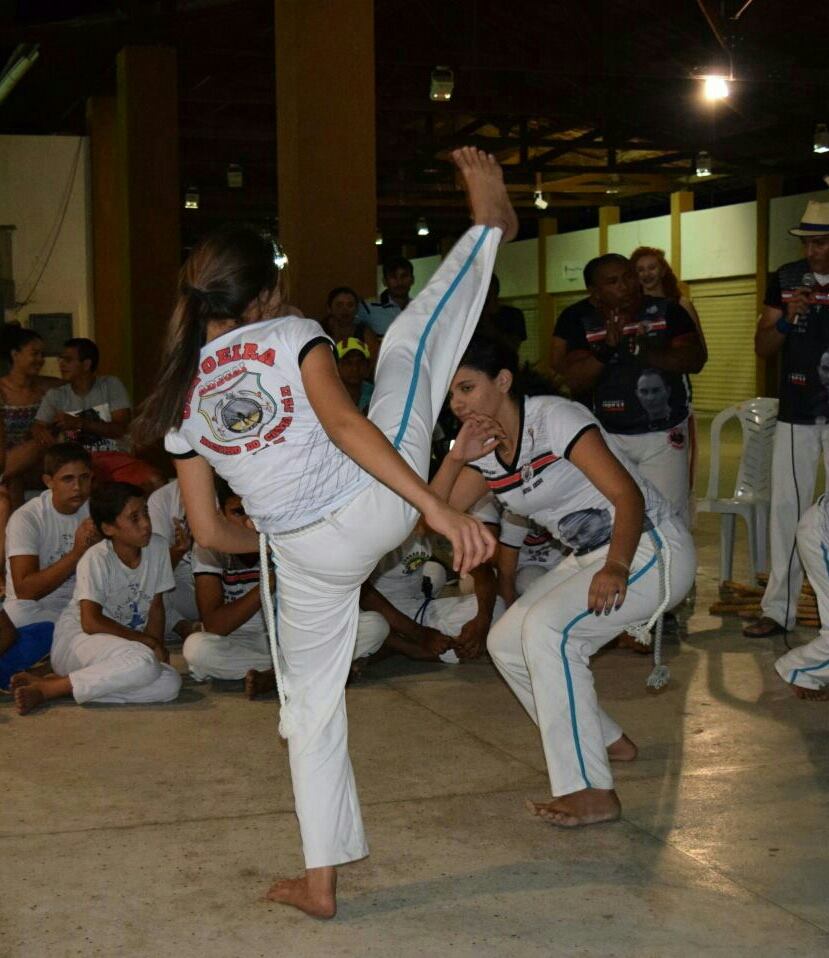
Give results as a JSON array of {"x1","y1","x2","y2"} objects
[{"x1": 743, "y1": 616, "x2": 785, "y2": 638}]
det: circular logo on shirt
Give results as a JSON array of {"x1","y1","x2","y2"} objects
[
  {"x1": 221, "y1": 396, "x2": 264, "y2": 433},
  {"x1": 668, "y1": 427, "x2": 685, "y2": 449},
  {"x1": 521, "y1": 463, "x2": 535, "y2": 484}
]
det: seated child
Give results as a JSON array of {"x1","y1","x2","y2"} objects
[
  {"x1": 200, "y1": 480, "x2": 389, "y2": 696},
  {"x1": 147, "y1": 478, "x2": 199, "y2": 640},
  {"x1": 0, "y1": 443, "x2": 100, "y2": 689},
  {"x1": 12, "y1": 482, "x2": 181, "y2": 713}
]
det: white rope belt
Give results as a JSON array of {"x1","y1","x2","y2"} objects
[
  {"x1": 259, "y1": 531, "x2": 295, "y2": 738},
  {"x1": 627, "y1": 530, "x2": 672, "y2": 690}
]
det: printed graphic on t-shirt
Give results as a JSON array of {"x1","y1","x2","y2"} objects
[
  {"x1": 64, "y1": 403, "x2": 118, "y2": 452},
  {"x1": 115, "y1": 581, "x2": 153, "y2": 632},
  {"x1": 557, "y1": 507, "x2": 612, "y2": 553}
]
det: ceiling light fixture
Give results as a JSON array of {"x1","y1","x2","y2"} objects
[
  {"x1": 696, "y1": 151, "x2": 713, "y2": 177},
  {"x1": 429, "y1": 66, "x2": 454, "y2": 102},
  {"x1": 0, "y1": 43, "x2": 40, "y2": 107},
  {"x1": 226, "y1": 163, "x2": 243, "y2": 188},
  {"x1": 702, "y1": 74, "x2": 729, "y2": 101},
  {"x1": 375, "y1": 230, "x2": 383, "y2": 246},
  {"x1": 533, "y1": 174, "x2": 548, "y2": 210},
  {"x1": 184, "y1": 186, "x2": 200, "y2": 210},
  {"x1": 416, "y1": 217, "x2": 430, "y2": 236},
  {"x1": 272, "y1": 241, "x2": 288, "y2": 270},
  {"x1": 814, "y1": 123, "x2": 829, "y2": 154}
]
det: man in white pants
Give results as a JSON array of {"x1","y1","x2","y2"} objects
[
  {"x1": 774, "y1": 495, "x2": 829, "y2": 698},
  {"x1": 746, "y1": 201, "x2": 829, "y2": 637}
]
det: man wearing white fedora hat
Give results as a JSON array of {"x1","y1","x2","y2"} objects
[{"x1": 747, "y1": 199, "x2": 829, "y2": 638}]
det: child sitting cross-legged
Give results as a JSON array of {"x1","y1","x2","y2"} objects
[{"x1": 12, "y1": 482, "x2": 181, "y2": 714}]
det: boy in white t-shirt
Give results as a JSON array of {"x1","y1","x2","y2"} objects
[
  {"x1": 12, "y1": 482, "x2": 180, "y2": 713},
  {"x1": 0, "y1": 443, "x2": 100, "y2": 689},
  {"x1": 183, "y1": 479, "x2": 274, "y2": 685},
  {"x1": 147, "y1": 479, "x2": 199, "y2": 640}
]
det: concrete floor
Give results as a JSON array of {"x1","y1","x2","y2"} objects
[{"x1": 3, "y1": 418, "x2": 829, "y2": 956}]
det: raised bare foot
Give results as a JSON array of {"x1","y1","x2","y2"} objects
[
  {"x1": 451, "y1": 147, "x2": 518, "y2": 243},
  {"x1": 527, "y1": 788, "x2": 621, "y2": 828},
  {"x1": 607, "y1": 733, "x2": 638, "y2": 762},
  {"x1": 244, "y1": 668, "x2": 276, "y2": 700},
  {"x1": 792, "y1": 684, "x2": 829, "y2": 701},
  {"x1": 264, "y1": 867, "x2": 336, "y2": 919}
]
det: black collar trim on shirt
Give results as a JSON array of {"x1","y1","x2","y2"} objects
[{"x1": 495, "y1": 395, "x2": 525, "y2": 474}]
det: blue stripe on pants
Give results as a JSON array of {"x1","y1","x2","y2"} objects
[{"x1": 392, "y1": 227, "x2": 491, "y2": 450}]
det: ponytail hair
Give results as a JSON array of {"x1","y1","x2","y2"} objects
[
  {"x1": 132, "y1": 224, "x2": 279, "y2": 446},
  {"x1": 458, "y1": 335, "x2": 559, "y2": 398}
]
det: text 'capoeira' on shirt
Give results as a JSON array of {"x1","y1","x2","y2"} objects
[
  {"x1": 468, "y1": 396, "x2": 672, "y2": 554},
  {"x1": 164, "y1": 316, "x2": 372, "y2": 534}
]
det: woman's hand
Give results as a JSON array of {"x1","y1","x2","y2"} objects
[
  {"x1": 450, "y1": 414, "x2": 506, "y2": 464},
  {"x1": 587, "y1": 560, "x2": 628, "y2": 615},
  {"x1": 421, "y1": 496, "x2": 496, "y2": 575}
]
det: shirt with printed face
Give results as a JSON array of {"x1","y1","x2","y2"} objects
[
  {"x1": 53, "y1": 534, "x2": 175, "y2": 650},
  {"x1": 164, "y1": 316, "x2": 372, "y2": 534},
  {"x1": 766, "y1": 259, "x2": 829, "y2": 424},
  {"x1": 468, "y1": 396, "x2": 671, "y2": 553},
  {"x1": 557, "y1": 295, "x2": 696, "y2": 434}
]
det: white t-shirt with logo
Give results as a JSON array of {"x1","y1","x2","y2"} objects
[
  {"x1": 192, "y1": 544, "x2": 268, "y2": 637},
  {"x1": 164, "y1": 316, "x2": 371, "y2": 534},
  {"x1": 53, "y1": 534, "x2": 175, "y2": 653},
  {"x1": 369, "y1": 535, "x2": 434, "y2": 616},
  {"x1": 468, "y1": 396, "x2": 671, "y2": 554},
  {"x1": 4, "y1": 491, "x2": 90, "y2": 627}
]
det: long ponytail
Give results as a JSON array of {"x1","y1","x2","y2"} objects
[{"x1": 132, "y1": 224, "x2": 278, "y2": 446}]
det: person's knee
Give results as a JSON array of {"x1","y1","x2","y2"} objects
[
  {"x1": 182, "y1": 631, "x2": 212, "y2": 672},
  {"x1": 156, "y1": 665, "x2": 182, "y2": 702},
  {"x1": 122, "y1": 642, "x2": 162, "y2": 687}
]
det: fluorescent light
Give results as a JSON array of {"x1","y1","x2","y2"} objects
[
  {"x1": 696, "y1": 151, "x2": 712, "y2": 177},
  {"x1": 814, "y1": 123, "x2": 829, "y2": 154},
  {"x1": 416, "y1": 217, "x2": 430, "y2": 236},
  {"x1": 184, "y1": 186, "x2": 199, "y2": 210},
  {"x1": 702, "y1": 75, "x2": 729, "y2": 101},
  {"x1": 533, "y1": 190, "x2": 548, "y2": 211},
  {"x1": 226, "y1": 163, "x2": 243, "y2": 188},
  {"x1": 430, "y1": 66, "x2": 454, "y2": 101},
  {"x1": 0, "y1": 44, "x2": 40, "y2": 107}
]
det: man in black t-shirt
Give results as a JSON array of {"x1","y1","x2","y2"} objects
[
  {"x1": 477, "y1": 274, "x2": 527, "y2": 353},
  {"x1": 552, "y1": 254, "x2": 705, "y2": 522},
  {"x1": 745, "y1": 200, "x2": 829, "y2": 638}
]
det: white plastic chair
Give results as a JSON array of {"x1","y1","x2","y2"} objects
[{"x1": 696, "y1": 397, "x2": 778, "y2": 584}]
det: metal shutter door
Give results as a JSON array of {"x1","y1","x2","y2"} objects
[{"x1": 688, "y1": 278, "x2": 757, "y2": 413}]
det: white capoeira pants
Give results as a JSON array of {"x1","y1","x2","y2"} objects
[
  {"x1": 267, "y1": 225, "x2": 500, "y2": 868},
  {"x1": 488, "y1": 517, "x2": 695, "y2": 797},
  {"x1": 762, "y1": 422, "x2": 829, "y2": 628},
  {"x1": 50, "y1": 633, "x2": 181, "y2": 705},
  {"x1": 612, "y1": 421, "x2": 690, "y2": 526},
  {"x1": 775, "y1": 499, "x2": 829, "y2": 689},
  {"x1": 183, "y1": 612, "x2": 389, "y2": 681}
]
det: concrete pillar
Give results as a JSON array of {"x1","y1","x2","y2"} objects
[
  {"x1": 537, "y1": 217, "x2": 558, "y2": 372},
  {"x1": 275, "y1": 0, "x2": 376, "y2": 319},
  {"x1": 116, "y1": 46, "x2": 180, "y2": 402},
  {"x1": 87, "y1": 96, "x2": 129, "y2": 384},
  {"x1": 755, "y1": 176, "x2": 783, "y2": 397},
  {"x1": 598, "y1": 206, "x2": 620, "y2": 255},
  {"x1": 670, "y1": 190, "x2": 694, "y2": 282}
]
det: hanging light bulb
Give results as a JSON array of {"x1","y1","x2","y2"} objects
[
  {"x1": 375, "y1": 229, "x2": 383, "y2": 246},
  {"x1": 429, "y1": 66, "x2": 454, "y2": 101},
  {"x1": 814, "y1": 123, "x2": 829, "y2": 154},
  {"x1": 184, "y1": 185, "x2": 199, "y2": 210},
  {"x1": 696, "y1": 151, "x2": 712, "y2": 177},
  {"x1": 416, "y1": 217, "x2": 430, "y2": 236}
]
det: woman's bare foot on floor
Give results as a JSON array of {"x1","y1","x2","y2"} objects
[
  {"x1": 527, "y1": 788, "x2": 621, "y2": 828},
  {"x1": 792, "y1": 684, "x2": 829, "y2": 701},
  {"x1": 244, "y1": 668, "x2": 276, "y2": 700},
  {"x1": 12, "y1": 672, "x2": 72, "y2": 714},
  {"x1": 264, "y1": 866, "x2": 336, "y2": 919},
  {"x1": 451, "y1": 147, "x2": 519, "y2": 243},
  {"x1": 607, "y1": 733, "x2": 638, "y2": 762}
]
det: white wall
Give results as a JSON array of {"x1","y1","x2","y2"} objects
[
  {"x1": 546, "y1": 227, "x2": 599, "y2": 293},
  {"x1": 495, "y1": 237, "x2": 537, "y2": 297},
  {"x1": 681, "y1": 201, "x2": 757, "y2": 280},
  {"x1": 607, "y1": 214, "x2": 671, "y2": 261},
  {"x1": 769, "y1": 189, "x2": 829, "y2": 270},
  {"x1": 0, "y1": 135, "x2": 93, "y2": 357}
]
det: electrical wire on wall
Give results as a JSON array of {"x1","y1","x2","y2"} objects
[{"x1": 13, "y1": 137, "x2": 84, "y2": 315}]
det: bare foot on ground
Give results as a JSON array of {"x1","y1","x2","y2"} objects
[
  {"x1": 527, "y1": 788, "x2": 621, "y2": 828},
  {"x1": 451, "y1": 147, "x2": 519, "y2": 243},
  {"x1": 264, "y1": 867, "x2": 337, "y2": 919},
  {"x1": 11, "y1": 672, "x2": 71, "y2": 714},
  {"x1": 607, "y1": 734, "x2": 638, "y2": 762},
  {"x1": 792, "y1": 684, "x2": 829, "y2": 701},
  {"x1": 244, "y1": 668, "x2": 276, "y2": 700}
]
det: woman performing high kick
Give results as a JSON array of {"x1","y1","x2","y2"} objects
[
  {"x1": 431, "y1": 336, "x2": 696, "y2": 827},
  {"x1": 133, "y1": 148, "x2": 517, "y2": 918}
]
